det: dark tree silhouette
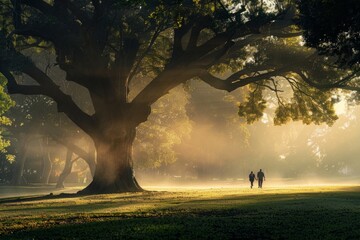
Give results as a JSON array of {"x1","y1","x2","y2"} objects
[{"x1": 298, "y1": 0, "x2": 360, "y2": 67}]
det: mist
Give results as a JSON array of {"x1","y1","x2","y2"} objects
[
  {"x1": 135, "y1": 81, "x2": 360, "y2": 188},
  {"x1": 2, "y1": 78, "x2": 360, "y2": 191}
]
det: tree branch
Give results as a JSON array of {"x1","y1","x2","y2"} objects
[
  {"x1": 285, "y1": 76, "x2": 311, "y2": 97},
  {"x1": 189, "y1": 31, "x2": 234, "y2": 62},
  {"x1": 16, "y1": 61, "x2": 96, "y2": 134},
  {"x1": 131, "y1": 5, "x2": 293, "y2": 109},
  {"x1": 1, "y1": 69, "x2": 45, "y2": 95},
  {"x1": 269, "y1": 31, "x2": 304, "y2": 38},
  {"x1": 128, "y1": 25, "x2": 163, "y2": 83},
  {"x1": 195, "y1": 39, "x2": 235, "y2": 68},
  {"x1": 186, "y1": 15, "x2": 213, "y2": 51},
  {"x1": 50, "y1": 131, "x2": 93, "y2": 163},
  {"x1": 61, "y1": 0, "x2": 90, "y2": 23},
  {"x1": 171, "y1": 26, "x2": 190, "y2": 61},
  {"x1": 256, "y1": 80, "x2": 284, "y2": 93},
  {"x1": 131, "y1": 65, "x2": 192, "y2": 107},
  {"x1": 22, "y1": 0, "x2": 68, "y2": 23},
  {"x1": 269, "y1": 78, "x2": 286, "y2": 107},
  {"x1": 184, "y1": 13, "x2": 282, "y2": 65},
  {"x1": 10, "y1": 0, "x2": 22, "y2": 28},
  {"x1": 10, "y1": 25, "x2": 57, "y2": 43},
  {"x1": 296, "y1": 70, "x2": 360, "y2": 92},
  {"x1": 260, "y1": 5, "x2": 296, "y2": 34},
  {"x1": 22, "y1": 0, "x2": 89, "y2": 26},
  {"x1": 198, "y1": 66, "x2": 291, "y2": 92}
]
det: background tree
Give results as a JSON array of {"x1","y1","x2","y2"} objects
[
  {"x1": 134, "y1": 84, "x2": 192, "y2": 170},
  {"x1": 0, "y1": 74, "x2": 14, "y2": 183},
  {"x1": 0, "y1": 46, "x2": 97, "y2": 186},
  {"x1": 297, "y1": 0, "x2": 360, "y2": 106},
  {"x1": 0, "y1": 0, "x2": 358, "y2": 194}
]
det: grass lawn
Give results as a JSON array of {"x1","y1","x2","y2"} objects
[{"x1": 1, "y1": 185, "x2": 360, "y2": 239}]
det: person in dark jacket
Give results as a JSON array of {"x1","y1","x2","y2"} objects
[
  {"x1": 257, "y1": 169, "x2": 265, "y2": 188},
  {"x1": 249, "y1": 171, "x2": 256, "y2": 188}
]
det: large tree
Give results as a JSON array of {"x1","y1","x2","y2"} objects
[{"x1": 0, "y1": 0, "x2": 359, "y2": 194}]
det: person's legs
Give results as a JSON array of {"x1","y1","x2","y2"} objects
[{"x1": 259, "y1": 179, "x2": 263, "y2": 188}]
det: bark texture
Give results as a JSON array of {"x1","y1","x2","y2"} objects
[{"x1": 78, "y1": 127, "x2": 143, "y2": 194}]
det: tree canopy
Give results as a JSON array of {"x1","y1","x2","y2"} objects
[{"x1": 298, "y1": 0, "x2": 360, "y2": 68}]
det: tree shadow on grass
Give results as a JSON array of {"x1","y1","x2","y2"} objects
[
  {"x1": 2, "y1": 186, "x2": 360, "y2": 239},
  {"x1": 2, "y1": 189, "x2": 360, "y2": 240},
  {"x1": 0, "y1": 189, "x2": 162, "y2": 204},
  {"x1": 0, "y1": 193, "x2": 79, "y2": 204},
  {"x1": 3, "y1": 206, "x2": 360, "y2": 240},
  {"x1": 0, "y1": 191, "x2": 166, "y2": 215}
]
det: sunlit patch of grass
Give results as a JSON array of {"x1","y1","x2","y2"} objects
[{"x1": 1, "y1": 185, "x2": 360, "y2": 239}]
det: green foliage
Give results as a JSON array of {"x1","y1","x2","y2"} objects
[
  {"x1": 273, "y1": 87, "x2": 338, "y2": 125},
  {"x1": 238, "y1": 84, "x2": 266, "y2": 124},
  {"x1": 297, "y1": 0, "x2": 360, "y2": 67},
  {"x1": 0, "y1": 75, "x2": 14, "y2": 156},
  {"x1": 13, "y1": 95, "x2": 56, "y2": 126},
  {"x1": 228, "y1": 35, "x2": 342, "y2": 126},
  {"x1": 237, "y1": 77, "x2": 338, "y2": 126},
  {"x1": 135, "y1": 85, "x2": 192, "y2": 169},
  {"x1": 138, "y1": 30, "x2": 173, "y2": 78},
  {"x1": 0, "y1": 32, "x2": 31, "y2": 72}
]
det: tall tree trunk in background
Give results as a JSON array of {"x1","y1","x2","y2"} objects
[
  {"x1": 11, "y1": 134, "x2": 29, "y2": 185},
  {"x1": 40, "y1": 138, "x2": 52, "y2": 185},
  {"x1": 41, "y1": 153, "x2": 53, "y2": 185},
  {"x1": 84, "y1": 147, "x2": 96, "y2": 178},
  {"x1": 56, "y1": 149, "x2": 74, "y2": 188},
  {"x1": 51, "y1": 134, "x2": 96, "y2": 178}
]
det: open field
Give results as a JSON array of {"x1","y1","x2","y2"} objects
[{"x1": 1, "y1": 185, "x2": 360, "y2": 239}]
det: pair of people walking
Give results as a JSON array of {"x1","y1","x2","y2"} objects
[{"x1": 248, "y1": 169, "x2": 265, "y2": 188}]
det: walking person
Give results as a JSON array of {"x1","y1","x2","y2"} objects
[
  {"x1": 257, "y1": 169, "x2": 265, "y2": 188},
  {"x1": 249, "y1": 171, "x2": 256, "y2": 188}
]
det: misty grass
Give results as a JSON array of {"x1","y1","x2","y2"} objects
[{"x1": 1, "y1": 186, "x2": 360, "y2": 239}]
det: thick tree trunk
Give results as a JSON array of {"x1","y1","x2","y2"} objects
[{"x1": 78, "y1": 127, "x2": 143, "y2": 194}]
